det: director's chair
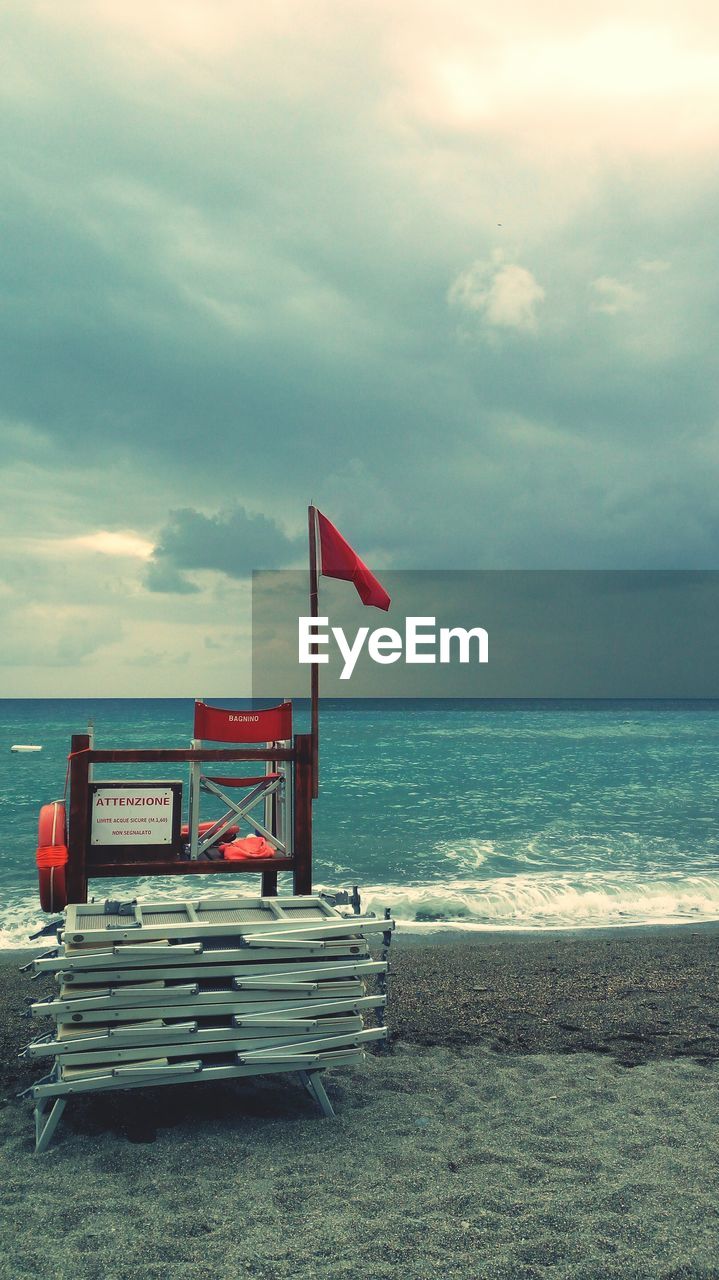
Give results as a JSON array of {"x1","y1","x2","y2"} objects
[{"x1": 188, "y1": 701, "x2": 293, "y2": 861}]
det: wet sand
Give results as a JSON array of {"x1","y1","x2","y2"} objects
[{"x1": 388, "y1": 923, "x2": 719, "y2": 1066}]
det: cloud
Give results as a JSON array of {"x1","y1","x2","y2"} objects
[
  {"x1": 58, "y1": 530, "x2": 154, "y2": 558},
  {"x1": 145, "y1": 504, "x2": 302, "y2": 592},
  {"x1": 591, "y1": 276, "x2": 641, "y2": 314},
  {"x1": 448, "y1": 253, "x2": 545, "y2": 332},
  {"x1": 639, "y1": 258, "x2": 671, "y2": 274},
  {"x1": 400, "y1": 14, "x2": 719, "y2": 159},
  {"x1": 124, "y1": 647, "x2": 191, "y2": 667},
  {"x1": 0, "y1": 602, "x2": 122, "y2": 669},
  {"x1": 144, "y1": 560, "x2": 201, "y2": 594}
]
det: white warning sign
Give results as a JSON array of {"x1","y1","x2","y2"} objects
[{"x1": 90, "y1": 786, "x2": 175, "y2": 846}]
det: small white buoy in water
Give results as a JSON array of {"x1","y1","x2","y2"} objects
[{"x1": 11, "y1": 744, "x2": 43, "y2": 753}]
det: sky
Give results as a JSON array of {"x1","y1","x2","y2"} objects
[{"x1": 2, "y1": 1, "x2": 719, "y2": 695}]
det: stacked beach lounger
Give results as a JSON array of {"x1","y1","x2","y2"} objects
[{"x1": 24, "y1": 895, "x2": 394, "y2": 1152}]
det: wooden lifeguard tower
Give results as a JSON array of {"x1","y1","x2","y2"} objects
[{"x1": 61, "y1": 703, "x2": 313, "y2": 906}]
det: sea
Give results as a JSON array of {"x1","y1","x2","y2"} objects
[{"x1": 1, "y1": 698, "x2": 719, "y2": 948}]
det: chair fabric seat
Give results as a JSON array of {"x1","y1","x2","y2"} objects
[{"x1": 207, "y1": 773, "x2": 281, "y2": 789}]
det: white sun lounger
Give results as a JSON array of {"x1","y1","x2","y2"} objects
[
  {"x1": 61, "y1": 895, "x2": 395, "y2": 945},
  {"x1": 26, "y1": 996, "x2": 387, "y2": 1062},
  {"x1": 26, "y1": 1000, "x2": 385, "y2": 1052},
  {"x1": 30, "y1": 1049, "x2": 369, "y2": 1152},
  {"x1": 27, "y1": 1019, "x2": 370, "y2": 1069},
  {"x1": 55, "y1": 958, "x2": 383, "y2": 989},
  {"x1": 31, "y1": 980, "x2": 368, "y2": 1022},
  {"x1": 33, "y1": 937, "x2": 372, "y2": 975},
  {"x1": 53, "y1": 958, "x2": 384, "y2": 986}
]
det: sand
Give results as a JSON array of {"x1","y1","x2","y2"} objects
[{"x1": 1, "y1": 927, "x2": 718, "y2": 1279}]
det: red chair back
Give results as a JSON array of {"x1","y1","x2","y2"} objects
[{"x1": 193, "y1": 701, "x2": 292, "y2": 743}]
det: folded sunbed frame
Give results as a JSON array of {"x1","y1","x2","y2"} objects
[{"x1": 22, "y1": 894, "x2": 394, "y2": 1152}]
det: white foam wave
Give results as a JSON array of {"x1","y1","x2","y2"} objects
[
  {"x1": 355, "y1": 872, "x2": 719, "y2": 931},
  {"x1": 432, "y1": 838, "x2": 495, "y2": 870},
  {"x1": 3, "y1": 870, "x2": 719, "y2": 948},
  {"x1": 0, "y1": 894, "x2": 57, "y2": 950}
]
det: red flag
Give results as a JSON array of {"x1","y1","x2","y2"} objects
[{"x1": 316, "y1": 510, "x2": 390, "y2": 611}]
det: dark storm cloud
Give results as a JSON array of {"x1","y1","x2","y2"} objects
[
  {"x1": 145, "y1": 504, "x2": 302, "y2": 591},
  {"x1": 144, "y1": 560, "x2": 201, "y2": 595}
]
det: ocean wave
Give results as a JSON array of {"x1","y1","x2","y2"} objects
[
  {"x1": 4, "y1": 871, "x2": 719, "y2": 948},
  {"x1": 354, "y1": 872, "x2": 719, "y2": 931}
]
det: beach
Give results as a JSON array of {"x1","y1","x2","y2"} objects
[{"x1": 1, "y1": 926, "x2": 718, "y2": 1279}]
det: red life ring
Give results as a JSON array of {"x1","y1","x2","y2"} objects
[{"x1": 36, "y1": 801, "x2": 69, "y2": 913}]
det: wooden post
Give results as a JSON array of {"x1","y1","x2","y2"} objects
[
  {"x1": 259, "y1": 865, "x2": 277, "y2": 896},
  {"x1": 261, "y1": 868, "x2": 278, "y2": 897},
  {"x1": 308, "y1": 504, "x2": 320, "y2": 799},
  {"x1": 293, "y1": 733, "x2": 313, "y2": 894},
  {"x1": 66, "y1": 733, "x2": 91, "y2": 905}
]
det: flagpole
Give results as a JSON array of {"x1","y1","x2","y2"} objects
[{"x1": 308, "y1": 503, "x2": 320, "y2": 798}]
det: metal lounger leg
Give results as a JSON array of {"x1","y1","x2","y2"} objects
[
  {"x1": 298, "y1": 1070, "x2": 335, "y2": 1118},
  {"x1": 376, "y1": 905, "x2": 393, "y2": 1053},
  {"x1": 34, "y1": 1096, "x2": 67, "y2": 1153}
]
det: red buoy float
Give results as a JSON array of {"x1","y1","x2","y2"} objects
[{"x1": 36, "y1": 801, "x2": 69, "y2": 912}]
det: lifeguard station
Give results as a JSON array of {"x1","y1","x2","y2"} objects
[
  {"x1": 36, "y1": 698, "x2": 314, "y2": 911},
  {"x1": 25, "y1": 507, "x2": 394, "y2": 1152}
]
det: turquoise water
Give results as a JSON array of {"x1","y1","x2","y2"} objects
[{"x1": 1, "y1": 699, "x2": 719, "y2": 944}]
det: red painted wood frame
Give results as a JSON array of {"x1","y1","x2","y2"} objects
[{"x1": 65, "y1": 733, "x2": 313, "y2": 904}]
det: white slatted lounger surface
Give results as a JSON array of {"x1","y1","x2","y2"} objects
[
  {"x1": 29, "y1": 1023, "x2": 383, "y2": 1069},
  {"x1": 35, "y1": 937, "x2": 372, "y2": 974},
  {"x1": 26, "y1": 893, "x2": 393, "y2": 1152},
  {"x1": 28, "y1": 1004, "x2": 386, "y2": 1059},
  {"x1": 34, "y1": 980, "x2": 369, "y2": 1023},
  {"x1": 29, "y1": 1016, "x2": 368, "y2": 1065},
  {"x1": 34, "y1": 1048, "x2": 368, "y2": 1097},
  {"x1": 54, "y1": 957, "x2": 384, "y2": 986},
  {"x1": 61, "y1": 896, "x2": 393, "y2": 944}
]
